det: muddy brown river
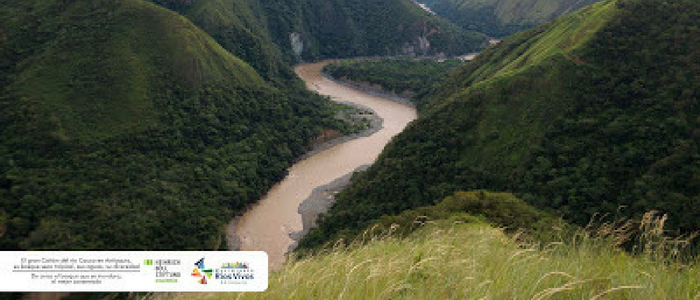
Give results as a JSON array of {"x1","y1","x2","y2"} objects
[{"x1": 230, "y1": 61, "x2": 417, "y2": 268}]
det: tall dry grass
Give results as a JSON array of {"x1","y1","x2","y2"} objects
[{"x1": 178, "y1": 212, "x2": 699, "y2": 300}]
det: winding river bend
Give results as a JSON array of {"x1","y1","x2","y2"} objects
[{"x1": 230, "y1": 61, "x2": 417, "y2": 268}]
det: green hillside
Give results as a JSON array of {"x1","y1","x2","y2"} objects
[
  {"x1": 301, "y1": 0, "x2": 700, "y2": 249},
  {"x1": 254, "y1": 0, "x2": 487, "y2": 59},
  {"x1": 149, "y1": 0, "x2": 488, "y2": 65},
  {"x1": 147, "y1": 0, "x2": 294, "y2": 83},
  {"x1": 419, "y1": 0, "x2": 602, "y2": 37},
  {"x1": 0, "y1": 0, "x2": 347, "y2": 249}
]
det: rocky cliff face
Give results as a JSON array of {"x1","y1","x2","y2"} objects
[{"x1": 290, "y1": 32, "x2": 305, "y2": 57}]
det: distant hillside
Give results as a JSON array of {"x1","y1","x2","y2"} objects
[
  {"x1": 418, "y1": 0, "x2": 601, "y2": 37},
  {"x1": 0, "y1": 0, "x2": 346, "y2": 249},
  {"x1": 301, "y1": 0, "x2": 700, "y2": 249},
  {"x1": 149, "y1": 0, "x2": 488, "y2": 65},
  {"x1": 257, "y1": 0, "x2": 487, "y2": 59}
]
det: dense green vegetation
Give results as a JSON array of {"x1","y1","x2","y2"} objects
[
  {"x1": 252, "y1": 0, "x2": 487, "y2": 59},
  {"x1": 147, "y1": 0, "x2": 295, "y2": 83},
  {"x1": 0, "y1": 0, "x2": 350, "y2": 250},
  {"x1": 323, "y1": 59, "x2": 464, "y2": 109},
  {"x1": 148, "y1": 0, "x2": 488, "y2": 66},
  {"x1": 0, "y1": 0, "x2": 488, "y2": 252},
  {"x1": 418, "y1": 0, "x2": 601, "y2": 37},
  {"x1": 301, "y1": 190, "x2": 573, "y2": 249},
  {"x1": 301, "y1": 0, "x2": 700, "y2": 250}
]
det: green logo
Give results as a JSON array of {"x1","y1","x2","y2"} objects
[{"x1": 144, "y1": 259, "x2": 153, "y2": 266}]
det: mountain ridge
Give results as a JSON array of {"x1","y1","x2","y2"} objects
[
  {"x1": 418, "y1": 0, "x2": 602, "y2": 37},
  {"x1": 148, "y1": 0, "x2": 488, "y2": 65}
]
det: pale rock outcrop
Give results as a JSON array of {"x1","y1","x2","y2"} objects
[{"x1": 290, "y1": 32, "x2": 305, "y2": 57}]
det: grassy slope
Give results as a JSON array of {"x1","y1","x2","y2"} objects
[
  {"x1": 176, "y1": 0, "x2": 294, "y2": 82},
  {"x1": 442, "y1": 0, "x2": 616, "y2": 88},
  {"x1": 191, "y1": 191, "x2": 699, "y2": 299},
  {"x1": 300, "y1": 0, "x2": 700, "y2": 250},
  {"x1": 2, "y1": 0, "x2": 264, "y2": 141},
  {"x1": 0, "y1": 0, "x2": 342, "y2": 249},
  {"x1": 424, "y1": 0, "x2": 617, "y2": 115},
  {"x1": 419, "y1": 0, "x2": 602, "y2": 37}
]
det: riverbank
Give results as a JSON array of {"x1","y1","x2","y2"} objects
[
  {"x1": 298, "y1": 101, "x2": 383, "y2": 161},
  {"x1": 229, "y1": 61, "x2": 416, "y2": 268},
  {"x1": 320, "y1": 70, "x2": 416, "y2": 108},
  {"x1": 287, "y1": 164, "x2": 370, "y2": 251},
  {"x1": 319, "y1": 56, "x2": 479, "y2": 111},
  {"x1": 227, "y1": 102, "x2": 382, "y2": 251}
]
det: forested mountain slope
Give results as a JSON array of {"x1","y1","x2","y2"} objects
[
  {"x1": 0, "y1": 0, "x2": 345, "y2": 249},
  {"x1": 0, "y1": 0, "x2": 489, "y2": 251},
  {"x1": 150, "y1": 0, "x2": 487, "y2": 65},
  {"x1": 418, "y1": 0, "x2": 601, "y2": 37},
  {"x1": 301, "y1": 0, "x2": 700, "y2": 249}
]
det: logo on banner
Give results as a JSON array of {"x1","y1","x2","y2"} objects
[
  {"x1": 191, "y1": 258, "x2": 213, "y2": 284},
  {"x1": 190, "y1": 258, "x2": 257, "y2": 285},
  {"x1": 215, "y1": 261, "x2": 255, "y2": 282},
  {"x1": 221, "y1": 262, "x2": 249, "y2": 269}
]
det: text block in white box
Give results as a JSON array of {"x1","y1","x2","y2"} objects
[{"x1": 0, "y1": 251, "x2": 268, "y2": 292}]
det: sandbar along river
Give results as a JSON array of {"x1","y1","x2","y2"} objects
[{"x1": 230, "y1": 61, "x2": 417, "y2": 268}]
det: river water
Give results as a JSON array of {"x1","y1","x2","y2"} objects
[{"x1": 230, "y1": 61, "x2": 417, "y2": 268}]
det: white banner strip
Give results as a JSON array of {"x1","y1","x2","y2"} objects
[{"x1": 0, "y1": 251, "x2": 268, "y2": 292}]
